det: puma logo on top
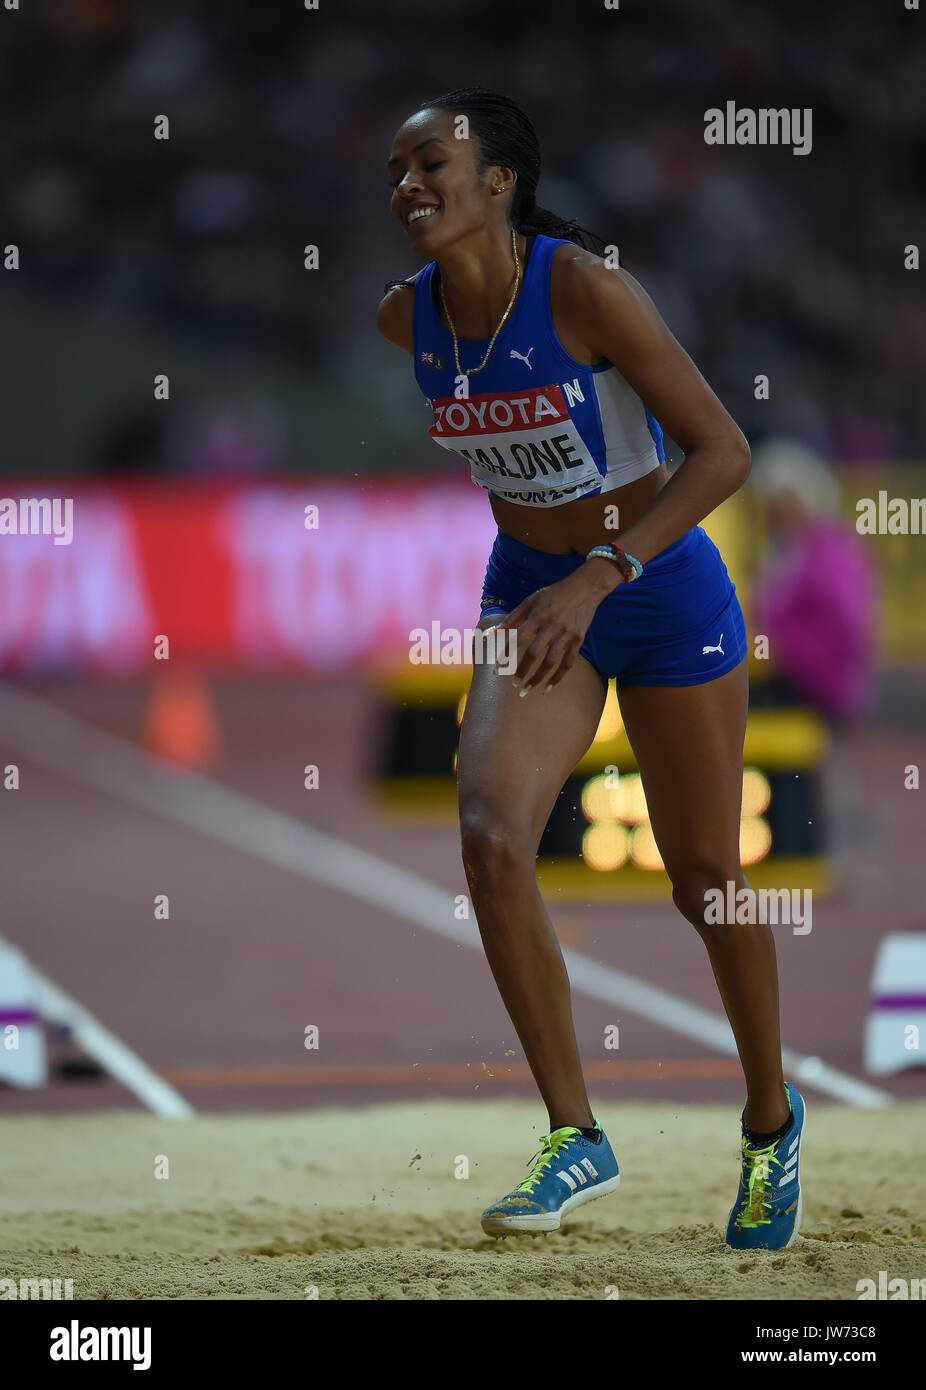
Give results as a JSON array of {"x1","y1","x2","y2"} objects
[
  {"x1": 510, "y1": 346, "x2": 535, "y2": 369},
  {"x1": 702, "y1": 634, "x2": 725, "y2": 655}
]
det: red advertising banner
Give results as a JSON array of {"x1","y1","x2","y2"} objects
[{"x1": 0, "y1": 479, "x2": 497, "y2": 675}]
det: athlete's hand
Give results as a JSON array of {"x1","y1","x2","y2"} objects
[{"x1": 489, "y1": 560, "x2": 623, "y2": 695}]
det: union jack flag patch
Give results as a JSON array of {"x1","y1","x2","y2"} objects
[{"x1": 420, "y1": 351, "x2": 444, "y2": 369}]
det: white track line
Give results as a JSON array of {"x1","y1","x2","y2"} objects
[
  {"x1": 0, "y1": 935, "x2": 193, "y2": 1118},
  {"x1": 0, "y1": 682, "x2": 892, "y2": 1109}
]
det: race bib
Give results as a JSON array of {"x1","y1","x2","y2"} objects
[{"x1": 427, "y1": 383, "x2": 604, "y2": 497}]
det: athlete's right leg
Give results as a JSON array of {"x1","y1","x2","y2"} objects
[{"x1": 457, "y1": 613, "x2": 607, "y2": 1130}]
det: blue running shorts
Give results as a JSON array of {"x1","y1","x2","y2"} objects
[{"x1": 479, "y1": 525, "x2": 747, "y2": 686}]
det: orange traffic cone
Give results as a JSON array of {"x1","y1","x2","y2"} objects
[{"x1": 144, "y1": 669, "x2": 219, "y2": 771}]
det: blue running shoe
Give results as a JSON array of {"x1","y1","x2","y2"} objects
[
  {"x1": 481, "y1": 1121, "x2": 620, "y2": 1234},
  {"x1": 725, "y1": 1082, "x2": 806, "y2": 1251}
]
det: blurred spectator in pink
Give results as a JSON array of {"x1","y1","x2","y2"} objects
[
  {"x1": 749, "y1": 437, "x2": 880, "y2": 860},
  {"x1": 751, "y1": 437, "x2": 878, "y2": 723}
]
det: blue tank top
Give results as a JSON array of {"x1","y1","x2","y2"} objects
[{"x1": 412, "y1": 233, "x2": 664, "y2": 508}]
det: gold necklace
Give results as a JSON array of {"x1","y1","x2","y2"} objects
[{"x1": 438, "y1": 227, "x2": 521, "y2": 377}]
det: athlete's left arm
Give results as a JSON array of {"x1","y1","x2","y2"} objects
[{"x1": 570, "y1": 256, "x2": 751, "y2": 571}]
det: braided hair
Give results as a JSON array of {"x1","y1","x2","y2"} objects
[{"x1": 383, "y1": 86, "x2": 608, "y2": 295}]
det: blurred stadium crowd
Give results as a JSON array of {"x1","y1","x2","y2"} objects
[{"x1": 1, "y1": 0, "x2": 924, "y2": 474}]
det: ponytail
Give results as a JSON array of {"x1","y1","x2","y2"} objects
[{"x1": 514, "y1": 206, "x2": 607, "y2": 257}]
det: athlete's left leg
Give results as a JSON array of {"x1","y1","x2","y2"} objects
[{"x1": 616, "y1": 658, "x2": 790, "y2": 1134}]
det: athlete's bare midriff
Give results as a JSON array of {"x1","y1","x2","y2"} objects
[
  {"x1": 381, "y1": 234, "x2": 671, "y2": 555},
  {"x1": 488, "y1": 463, "x2": 668, "y2": 555}
]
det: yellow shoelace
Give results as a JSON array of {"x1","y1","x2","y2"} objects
[
  {"x1": 736, "y1": 1137, "x2": 784, "y2": 1227},
  {"x1": 515, "y1": 1130, "x2": 578, "y2": 1195}
]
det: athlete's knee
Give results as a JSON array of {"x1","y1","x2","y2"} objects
[
  {"x1": 670, "y1": 864, "x2": 744, "y2": 931},
  {"x1": 459, "y1": 805, "x2": 534, "y2": 889}
]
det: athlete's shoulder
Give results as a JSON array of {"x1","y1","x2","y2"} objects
[
  {"x1": 376, "y1": 268, "x2": 425, "y2": 355},
  {"x1": 546, "y1": 240, "x2": 627, "y2": 357},
  {"x1": 549, "y1": 239, "x2": 637, "y2": 306},
  {"x1": 547, "y1": 241, "x2": 656, "y2": 319},
  {"x1": 549, "y1": 240, "x2": 668, "y2": 359}
]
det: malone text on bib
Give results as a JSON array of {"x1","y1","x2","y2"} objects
[{"x1": 427, "y1": 382, "x2": 605, "y2": 503}]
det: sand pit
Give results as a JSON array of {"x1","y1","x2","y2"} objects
[{"x1": 1, "y1": 1099, "x2": 924, "y2": 1300}]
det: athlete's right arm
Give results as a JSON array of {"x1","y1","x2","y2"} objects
[{"x1": 375, "y1": 278, "x2": 417, "y2": 355}]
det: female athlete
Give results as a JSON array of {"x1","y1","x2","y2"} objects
[{"x1": 377, "y1": 87, "x2": 805, "y2": 1251}]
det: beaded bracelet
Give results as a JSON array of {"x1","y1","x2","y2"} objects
[{"x1": 586, "y1": 543, "x2": 644, "y2": 582}]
